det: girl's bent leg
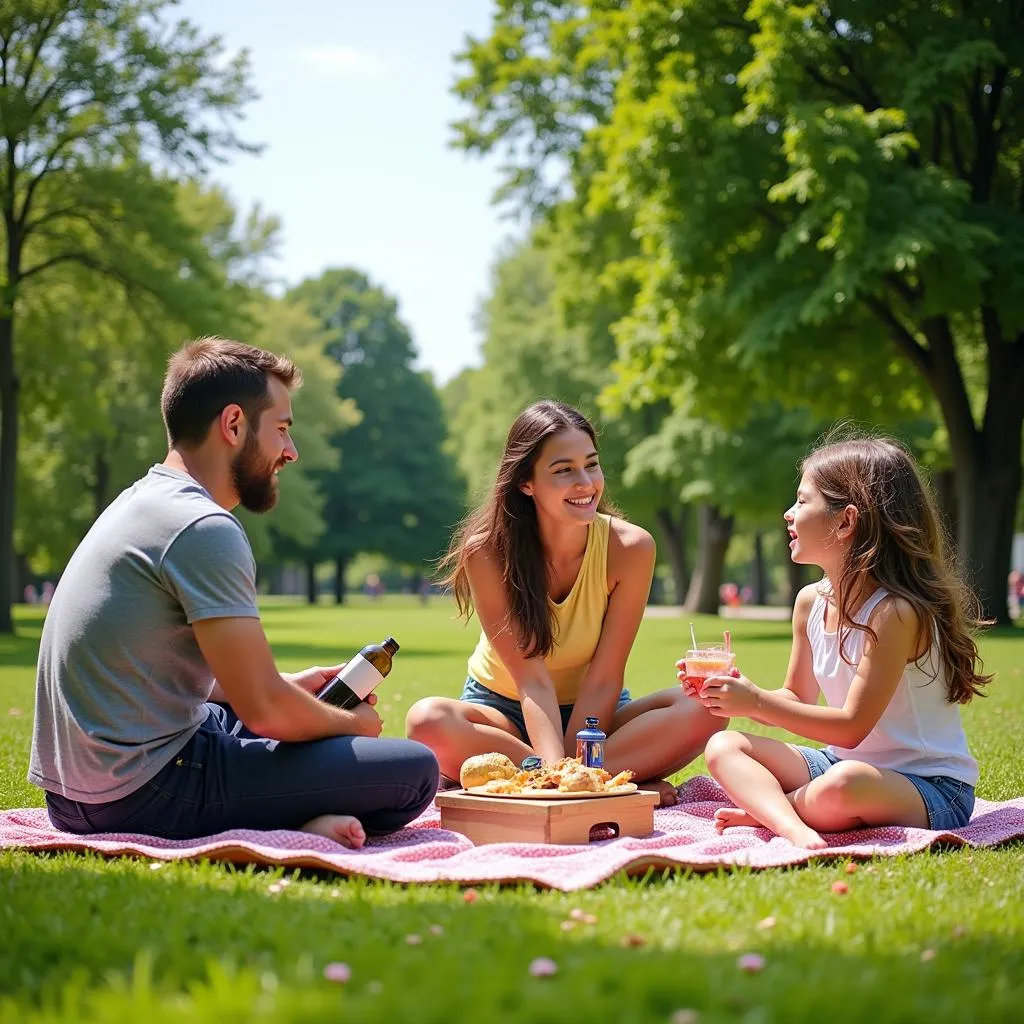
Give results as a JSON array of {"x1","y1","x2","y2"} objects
[
  {"x1": 790, "y1": 760, "x2": 930, "y2": 832},
  {"x1": 704, "y1": 731, "x2": 827, "y2": 849},
  {"x1": 606, "y1": 688, "x2": 724, "y2": 805},
  {"x1": 405, "y1": 697, "x2": 532, "y2": 782}
]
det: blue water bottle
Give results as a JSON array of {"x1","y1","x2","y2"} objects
[{"x1": 575, "y1": 717, "x2": 606, "y2": 768}]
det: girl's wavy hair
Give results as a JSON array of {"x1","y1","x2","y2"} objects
[
  {"x1": 803, "y1": 432, "x2": 992, "y2": 703},
  {"x1": 438, "y1": 400, "x2": 612, "y2": 659}
]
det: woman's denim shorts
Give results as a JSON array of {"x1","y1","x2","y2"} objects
[
  {"x1": 795, "y1": 745, "x2": 975, "y2": 831},
  {"x1": 460, "y1": 677, "x2": 632, "y2": 743}
]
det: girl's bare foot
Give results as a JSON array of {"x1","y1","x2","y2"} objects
[
  {"x1": 300, "y1": 814, "x2": 366, "y2": 849},
  {"x1": 781, "y1": 822, "x2": 828, "y2": 850},
  {"x1": 714, "y1": 807, "x2": 764, "y2": 832},
  {"x1": 638, "y1": 778, "x2": 679, "y2": 807}
]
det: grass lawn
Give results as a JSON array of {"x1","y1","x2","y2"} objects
[{"x1": 1, "y1": 597, "x2": 1022, "y2": 1023}]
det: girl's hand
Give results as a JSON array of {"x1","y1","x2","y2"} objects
[{"x1": 698, "y1": 671, "x2": 761, "y2": 718}]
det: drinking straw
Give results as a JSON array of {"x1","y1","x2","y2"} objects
[
  {"x1": 723, "y1": 629, "x2": 732, "y2": 654},
  {"x1": 689, "y1": 622, "x2": 698, "y2": 650}
]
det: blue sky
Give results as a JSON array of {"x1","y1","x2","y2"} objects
[{"x1": 175, "y1": 0, "x2": 514, "y2": 384}]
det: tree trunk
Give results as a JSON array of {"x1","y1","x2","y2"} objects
[
  {"x1": 334, "y1": 556, "x2": 348, "y2": 604},
  {"x1": 683, "y1": 504, "x2": 734, "y2": 615},
  {"x1": 750, "y1": 530, "x2": 768, "y2": 605},
  {"x1": 917, "y1": 316, "x2": 1024, "y2": 625},
  {"x1": 0, "y1": 312, "x2": 18, "y2": 632},
  {"x1": 654, "y1": 504, "x2": 689, "y2": 605},
  {"x1": 306, "y1": 560, "x2": 318, "y2": 604},
  {"x1": 932, "y1": 468, "x2": 958, "y2": 542},
  {"x1": 953, "y1": 435, "x2": 1022, "y2": 627}
]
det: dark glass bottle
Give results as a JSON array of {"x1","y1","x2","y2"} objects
[
  {"x1": 575, "y1": 717, "x2": 606, "y2": 768},
  {"x1": 318, "y1": 637, "x2": 400, "y2": 709}
]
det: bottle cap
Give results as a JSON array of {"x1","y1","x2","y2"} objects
[{"x1": 585, "y1": 717, "x2": 599, "y2": 726}]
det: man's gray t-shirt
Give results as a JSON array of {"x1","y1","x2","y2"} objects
[{"x1": 29, "y1": 466, "x2": 260, "y2": 802}]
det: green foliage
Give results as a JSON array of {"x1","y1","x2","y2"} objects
[
  {"x1": 288, "y1": 269, "x2": 464, "y2": 574},
  {"x1": 0, "y1": 0, "x2": 256, "y2": 626},
  {"x1": 453, "y1": 0, "x2": 1024, "y2": 620}
]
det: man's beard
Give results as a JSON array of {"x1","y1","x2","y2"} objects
[{"x1": 231, "y1": 430, "x2": 280, "y2": 513}]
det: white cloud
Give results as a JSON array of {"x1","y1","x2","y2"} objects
[{"x1": 297, "y1": 46, "x2": 385, "y2": 79}]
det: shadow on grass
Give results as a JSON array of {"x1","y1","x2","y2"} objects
[{"x1": 1, "y1": 853, "x2": 1022, "y2": 1022}]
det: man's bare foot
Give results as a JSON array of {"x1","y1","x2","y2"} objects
[
  {"x1": 301, "y1": 814, "x2": 366, "y2": 849},
  {"x1": 714, "y1": 807, "x2": 764, "y2": 833},
  {"x1": 638, "y1": 778, "x2": 679, "y2": 808}
]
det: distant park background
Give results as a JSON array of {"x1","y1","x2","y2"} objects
[{"x1": 2, "y1": 0, "x2": 1023, "y2": 633}]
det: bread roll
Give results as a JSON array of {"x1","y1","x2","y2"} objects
[{"x1": 459, "y1": 752, "x2": 518, "y2": 789}]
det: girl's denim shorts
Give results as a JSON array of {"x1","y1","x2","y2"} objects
[{"x1": 795, "y1": 745, "x2": 975, "y2": 831}]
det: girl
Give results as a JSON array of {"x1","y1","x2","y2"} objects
[
  {"x1": 687, "y1": 435, "x2": 991, "y2": 848},
  {"x1": 407, "y1": 400, "x2": 721, "y2": 805}
]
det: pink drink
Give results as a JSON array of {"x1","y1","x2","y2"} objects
[{"x1": 683, "y1": 645, "x2": 736, "y2": 694}]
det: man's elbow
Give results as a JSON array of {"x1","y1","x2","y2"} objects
[{"x1": 229, "y1": 685, "x2": 291, "y2": 739}]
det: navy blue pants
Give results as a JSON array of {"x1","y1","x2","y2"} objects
[{"x1": 45, "y1": 703, "x2": 439, "y2": 839}]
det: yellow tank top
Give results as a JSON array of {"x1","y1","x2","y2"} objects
[{"x1": 467, "y1": 513, "x2": 611, "y2": 704}]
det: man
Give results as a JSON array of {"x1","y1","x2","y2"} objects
[{"x1": 30, "y1": 337, "x2": 438, "y2": 847}]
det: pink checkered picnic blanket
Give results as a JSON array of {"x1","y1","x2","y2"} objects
[{"x1": 3, "y1": 777, "x2": 1021, "y2": 891}]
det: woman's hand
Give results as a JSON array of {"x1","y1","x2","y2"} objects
[{"x1": 697, "y1": 671, "x2": 762, "y2": 719}]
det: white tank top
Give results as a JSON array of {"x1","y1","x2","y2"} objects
[{"x1": 807, "y1": 585, "x2": 978, "y2": 785}]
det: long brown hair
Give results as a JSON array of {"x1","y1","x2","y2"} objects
[
  {"x1": 802, "y1": 433, "x2": 992, "y2": 703},
  {"x1": 439, "y1": 400, "x2": 612, "y2": 659}
]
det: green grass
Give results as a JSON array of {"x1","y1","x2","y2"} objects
[{"x1": 1, "y1": 597, "x2": 1022, "y2": 1022}]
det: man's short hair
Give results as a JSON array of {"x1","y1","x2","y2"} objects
[{"x1": 161, "y1": 337, "x2": 302, "y2": 447}]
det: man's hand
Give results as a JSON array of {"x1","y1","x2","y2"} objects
[
  {"x1": 346, "y1": 698, "x2": 383, "y2": 738},
  {"x1": 698, "y1": 671, "x2": 761, "y2": 718},
  {"x1": 284, "y1": 664, "x2": 347, "y2": 695}
]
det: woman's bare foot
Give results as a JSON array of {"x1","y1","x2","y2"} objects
[
  {"x1": 638, "y1": 778, "x2": 680, "y2": 808},
  {"x1": 714, "y1": 807, "x2": 764, "y2": 832},
  {"x1": 300, "y1": 814, "x2": 366, "y2": 849}
]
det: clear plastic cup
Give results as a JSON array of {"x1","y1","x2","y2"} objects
[{"x1": 682, "y1": 643, "x2": 736, "y2": 696}]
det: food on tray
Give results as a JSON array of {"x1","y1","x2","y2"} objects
[
  {"x1": 465, "y1": 755, "x2": 634, "y2": 795},
  {"x1": 459, "y1": 752, "x2": 519, "y2": 789}
]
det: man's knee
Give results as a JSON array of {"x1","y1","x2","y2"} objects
[
  {"x1": 399, "y1": 739, "x2": 441, "y2": 801},
  {"x1": 405, "y1": 697, "x2": 459, "y2": 746}
]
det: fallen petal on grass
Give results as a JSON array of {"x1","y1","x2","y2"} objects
[
  {"x1": 463, "y1": 889, "x2": 479, "y2": 903},
  {"x1": 529, "y1": 957, "x2": 558, "y2": 978},
  {"x1": 267, "y1": 883, "x2": 284, "y2": 894},
  {"x1": 323, "y1": 962, "x2": 351, "y2": 984},
  {"x1": 831, "y1": 881, "x2": 849, "y2": 895},
  {"x1": 845, "y1": 863, "x2": 858, "y2": 874},
  {"x1": 737, "y1": 953, "x2": 766, "y2": 974},
  {"x1": 148, "y1": 862, "x2": 165, "y2": 871},
  {"x1": 7, "y1": 708, "x2": 23, "y2": 716},
  {"x1": 405, "y1": 934, "x2": 423, "y2": 945},
  {"x1": 560, "y1": 920, "x2": 576, "y2": 931},
  {"x1": 429, "y1": 925, "x2": 444, "y2": 936},
  {"x1": 756, "y1": 916, "x2": 776, "y2": 930},
  {"x1": 921, "y1": 949, "x2": 937, "y2": 962},
  {"x1": 670, "y1": 1011, "x2": 700, "y2": 1024},
  {"x1": 569, "y1": 908, "x2": 586, "y2": 921},
  {"x1": 620, "y1": 933, "x2": 648, "y2": 948}
]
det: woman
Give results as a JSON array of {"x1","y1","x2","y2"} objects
[{"x1": 406, "y1": 400, "x2": 721, "y2": 805}]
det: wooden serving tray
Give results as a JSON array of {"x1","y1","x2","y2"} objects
[{"x1": 435, "y1": 788, "x2": 659, "y2": 846}]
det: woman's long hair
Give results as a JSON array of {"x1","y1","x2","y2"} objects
[
  {"x1": 439, "y1": 400, "x2": 612, "y2": 659},
  {"x1": 803, "y1": 433, "x2": 992, "y2": 703}
]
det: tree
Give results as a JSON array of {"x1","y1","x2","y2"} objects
[
  {"x1": 288, "y1": 269, "x2": 464, "y2": 601},
  {"x1": 0, "y1": 0, "x2": 254, "y2": 630},
  {"x1": 453, "y1": 0, "x2": 1024, "y2": 623}
]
